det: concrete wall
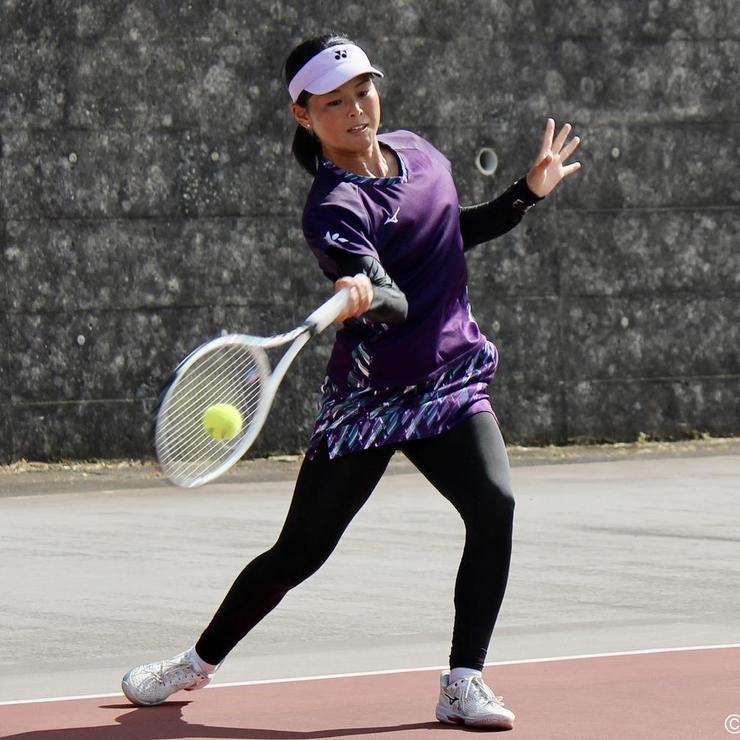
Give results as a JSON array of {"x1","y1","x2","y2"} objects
[{"x1": 1, "y1": 0, "x2": 739, "y2": 463}]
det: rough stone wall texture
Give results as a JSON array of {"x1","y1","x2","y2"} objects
[{"x1": 1, "y1": 0, "x2": 739, "y2": 463}]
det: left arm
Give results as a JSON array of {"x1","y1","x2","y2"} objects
[
  {"x1": 460, "y1": 177, "x2": 543, "y2": 251},
  {"x1": 461, "y1": 119, "x2": 582, "y2": 252}
]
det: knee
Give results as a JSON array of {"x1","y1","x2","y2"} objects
[
  {"x1": 266, "y1": 537, "x2": 334, "y2": 591},
  {"x1": 488, "y1": 485, "x2": 515, "y2": 527},
  {"x1": 463, "y1": 481, "x2": 515, "y2": 531},
  {"x1": 498, "y1": 486, "x2": 515, "y2": 518}
]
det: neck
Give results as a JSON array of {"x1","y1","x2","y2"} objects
[{"x1": 322, "y1": 139, "x2": 392, "y2": 178}]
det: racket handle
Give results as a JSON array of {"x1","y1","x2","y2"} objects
[{"x1": 304, "y1": 288, "x2": 351, "y2": 334}]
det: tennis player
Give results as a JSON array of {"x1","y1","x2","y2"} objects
[{"x1": 122, "y1": 34, "x2": 581, "y2": 729}]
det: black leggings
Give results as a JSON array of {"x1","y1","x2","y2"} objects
[{"x1": 195, "y1": 411, "x2": 514, "y2": 670}]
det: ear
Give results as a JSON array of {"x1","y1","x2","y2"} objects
[{"x1": 292, "y1": 102, "x2": 311, "y2": 130}]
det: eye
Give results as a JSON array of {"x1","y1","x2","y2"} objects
[
  {"x1": 358, "y1": 88, "x2": 370, "y2": 98},
  {"x1": 326, "y1": 98, "x2": 342, "y2": 108}
]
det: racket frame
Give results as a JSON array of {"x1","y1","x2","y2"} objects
[{"x1": 155, "y1": 289, "x2": 350, "y2": 487}]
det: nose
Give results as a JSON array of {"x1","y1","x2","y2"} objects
[{"x1": 349, "y1": 98, "x2": 363, "y2": 117}]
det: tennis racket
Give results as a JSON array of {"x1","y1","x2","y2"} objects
[{"x1": 154, "y1": 289, "x2": 350, "y2": 488}]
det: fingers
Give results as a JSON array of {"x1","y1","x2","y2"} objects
[
  {"x1": 552, "y1": 122, "x2": 571, "y2": 154},
  {"x1": 334, "y1": 274, "x2": 374, "y2": 322},
  {"x1": 537, "y1": 117, "x2": 555, "y2": 161},
  {"x1": 541, "y1": 119, "x2": 581, "y2": 158},
  {"x1": 349, "y1": 274, "x2": 374, "y2": 314},
  {"x1": 560, "y1": 133, "x2": 581, "y2": 162},
  {"x1": 529, "y1": 119, "x2": 583, "y2": 197}
]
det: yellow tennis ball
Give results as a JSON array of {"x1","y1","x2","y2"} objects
[{"x1": 203, "y1": 403, "x2": 243, "y2": 441}]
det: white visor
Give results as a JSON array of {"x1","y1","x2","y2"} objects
[{"x1": 288, "y1": 43, "x2": 383, "y2": 103}]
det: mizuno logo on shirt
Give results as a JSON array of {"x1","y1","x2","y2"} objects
[
  {"x1": 324, "y1": 231, "x2": 349, "y2": 245},
  {"x1": 384, "y1": 207, "x2": 400, "y2": 225}
]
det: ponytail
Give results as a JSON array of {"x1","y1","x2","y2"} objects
[{"x1": 291, "y1": 123, "x2": 323, "y2": 176}]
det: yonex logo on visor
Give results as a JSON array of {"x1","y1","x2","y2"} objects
[{"x1": 288, "y1": 44, "x2": 383, "y2": 103}]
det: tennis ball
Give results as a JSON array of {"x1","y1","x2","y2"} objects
[{"x1": 203, "y1": 403, "x2": 243, "y2": 441}]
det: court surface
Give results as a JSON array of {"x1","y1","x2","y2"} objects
[{"x1": 1, "y1": 439, "x2": 739, "y2": 738}]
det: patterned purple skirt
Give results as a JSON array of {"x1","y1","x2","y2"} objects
[{"x1": 307, "y1": 341, "x2": 499, "y2": 459}]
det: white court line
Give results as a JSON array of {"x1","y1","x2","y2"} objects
[{"x1": 1, "y1": 642, "x2": 739, "y2": 707}]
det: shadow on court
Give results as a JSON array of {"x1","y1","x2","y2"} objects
[{"x1": 1, "y1": 701, "x2": 465, "y2": 740}]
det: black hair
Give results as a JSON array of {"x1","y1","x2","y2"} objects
[{"x1": 283, "y1": 33, "x2": 356, "y2": 176}]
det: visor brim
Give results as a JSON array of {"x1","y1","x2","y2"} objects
[{"x1": 304, "y1": 65, "x2": 384, "y2": 96}]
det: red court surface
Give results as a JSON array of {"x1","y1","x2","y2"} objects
[{"x1": 1, "y1": 647, "x2": 739, "y2": 739}]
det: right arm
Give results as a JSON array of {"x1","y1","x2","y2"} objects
[{"x1": 328, "y1": 248, "x2": 408, "y2": 324}]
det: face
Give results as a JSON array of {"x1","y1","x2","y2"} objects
[{"x1": 293, "y1": 74, "x2": 381, "y2": 156}]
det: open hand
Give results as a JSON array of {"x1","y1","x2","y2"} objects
[
  {"x1": 334, "y1": 274, "x2": 374, "y2": 323},
  {"x1": 526, "y1": 119, "x2": 582, "y2": 198}
]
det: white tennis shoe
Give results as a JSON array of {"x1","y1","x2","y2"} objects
[
  {"x1": 121, "y1": 650, "x2": 212, "y2": 706},
  {"x1": 435, "y1": 670, "x2": 515, "y2": 729}
]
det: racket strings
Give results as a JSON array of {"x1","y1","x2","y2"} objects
[
  {"x1": 162, "y1": 347, "x2": 261, "y2": 453},
  {"x1": 160, "y1": 355, "x2": 261, "y2": 477},
  {"x1": 156, "y1": 342, "x2": 269, "y2": 485}
]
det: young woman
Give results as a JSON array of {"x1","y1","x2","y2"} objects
[{"x1": 122, "y1": 34, "x2": 581, "y2": 729}]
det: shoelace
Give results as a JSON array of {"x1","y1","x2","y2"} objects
[
  {"x1": 464, "y1": 676, "x2": 506, "y2": 707},
  {"x1": 155, "y1": 658, "x2": 203, "y2": 687}
]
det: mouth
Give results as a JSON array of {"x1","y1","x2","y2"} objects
[{"x1": 347, "y1": 123, "x2": 369, "y2": 134}]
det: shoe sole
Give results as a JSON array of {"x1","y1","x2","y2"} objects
[{"x1": 435, "y1": 706, "x2": 515, "y2": 729}]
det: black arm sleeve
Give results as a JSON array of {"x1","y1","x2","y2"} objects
[
  {"x1": 326, "y1": 248, "x2": 408, "y2": 324},
  {"x1": 459, "y1": 177, "x2": 544, "y2": 252}
]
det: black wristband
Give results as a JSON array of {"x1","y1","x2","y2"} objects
[{"x1": 510, "y1": 177, "x2": 544, "y2": 212}]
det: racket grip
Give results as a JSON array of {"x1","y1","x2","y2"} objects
[{"x1": 304, "y1": 289, "x2": 351, "y2": 334}]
